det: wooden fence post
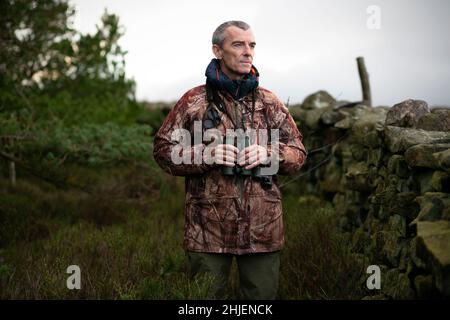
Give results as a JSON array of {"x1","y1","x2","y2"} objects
[{"x1": 357, "y1": 57, "x2": 372, "y2": 107}]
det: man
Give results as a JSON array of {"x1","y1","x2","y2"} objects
[{"x1": 153, "y1": 21, "x2": 307, "y2": 299}]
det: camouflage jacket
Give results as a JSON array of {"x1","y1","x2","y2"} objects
[{"x1": 153, "y1": 85, "x2": 307, "y2": 254}]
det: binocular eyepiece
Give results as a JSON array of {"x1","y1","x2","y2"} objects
[{"x1": 221, "y1": 135, "x2": 272, "y2": 188}]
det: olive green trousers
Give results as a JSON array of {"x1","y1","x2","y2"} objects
[{"x1": 186, "y1": 251, "x2": 280, "y2": 300}]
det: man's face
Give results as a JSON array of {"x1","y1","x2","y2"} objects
[{"x1": 213, "y1": 26, "x2": 256, "y2": 80}]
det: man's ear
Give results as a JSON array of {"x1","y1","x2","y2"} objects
[{"x1": 212, "y1": 44, "x2": 222, "y2": 59}]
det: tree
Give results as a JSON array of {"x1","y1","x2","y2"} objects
[
  {"x1": 0, "y1": 0, "x2": 148, "y2": 185},
  {"x1": 0, "y1": 0, "x2": 74, "y2": 108},
  {"x1": 0, "y1": 0, "x2": 137, "y2": 121}
]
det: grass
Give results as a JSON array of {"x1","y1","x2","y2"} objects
[
  {"x1": 278, "y1": 194, "x2": 368, "y2": 299},
  {"x1": 0, "y1": 162, "x2": 368, "y2": 299},
  {"x1": 0, "y1": 163, "x2": 213, "y2": 299}
]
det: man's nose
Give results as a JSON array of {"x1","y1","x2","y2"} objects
[{"x1": 243, "y1": 44, "x2": 253, "y2": 56}]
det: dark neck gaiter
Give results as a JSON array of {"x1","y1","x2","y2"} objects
[{"x1": 205, "y1": 58, "x2": 259, "y2": 100}]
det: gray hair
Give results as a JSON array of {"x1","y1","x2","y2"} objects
[{"x1": 212, "y1": 21, "x2": 251, "y2": 48}]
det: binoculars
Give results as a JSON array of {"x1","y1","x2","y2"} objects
[{"x1": 221, "y1": 135, "x2": 272, "y2": 188}]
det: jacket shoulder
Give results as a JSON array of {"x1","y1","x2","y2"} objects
[
  {"x1": 258, "y1": 87, "x2": 283, "y2": 104},
  {"x1": 172, "y1": 85, "x2": 207, "y2": 114},
  {"x1": 182, "y1": 85, "x2": 206, "y2": 99},
  {"x1": 178, "y1": 85, "x2": 206, "y2": 105},
  {"x1": 171, "y1": 85, "x2": 207, "y2": 122},
  {"x1": 257, "y1": 87, "x2": 288, "y2": 111}
]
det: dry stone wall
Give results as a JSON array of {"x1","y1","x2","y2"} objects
[{"x1": 291, "y1": 92, "x2": 450, "y2": 299}]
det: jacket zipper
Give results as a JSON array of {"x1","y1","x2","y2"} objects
[{"x1": 236, "y1": 98, "x2": 247, "y2": 243}]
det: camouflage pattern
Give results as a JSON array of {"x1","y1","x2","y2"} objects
[{"x1": 153, "y1": 85, "x2": 307, "y2": 254}]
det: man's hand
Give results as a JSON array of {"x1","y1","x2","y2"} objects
[
  {"x1": 238, "y1": 144, "x2": 269, "y2": 170},
  {"x1": 204, "y1": 144, "x2": 239, "y2": 167}
]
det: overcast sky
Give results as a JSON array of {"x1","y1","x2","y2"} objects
[{"x1": 71, "y1": 0, "x2": 450, "y2": 107}]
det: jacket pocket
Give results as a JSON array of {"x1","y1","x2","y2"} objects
[
  {"x1": 250, "y1": 196, "x2": 283, "y2": 245},
  {"x1": 186, "y1": 197, "x2": 240, "y2": 249},
  {"x1": 187, "y1": 197, "x2": 238, "y2": 223}
]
